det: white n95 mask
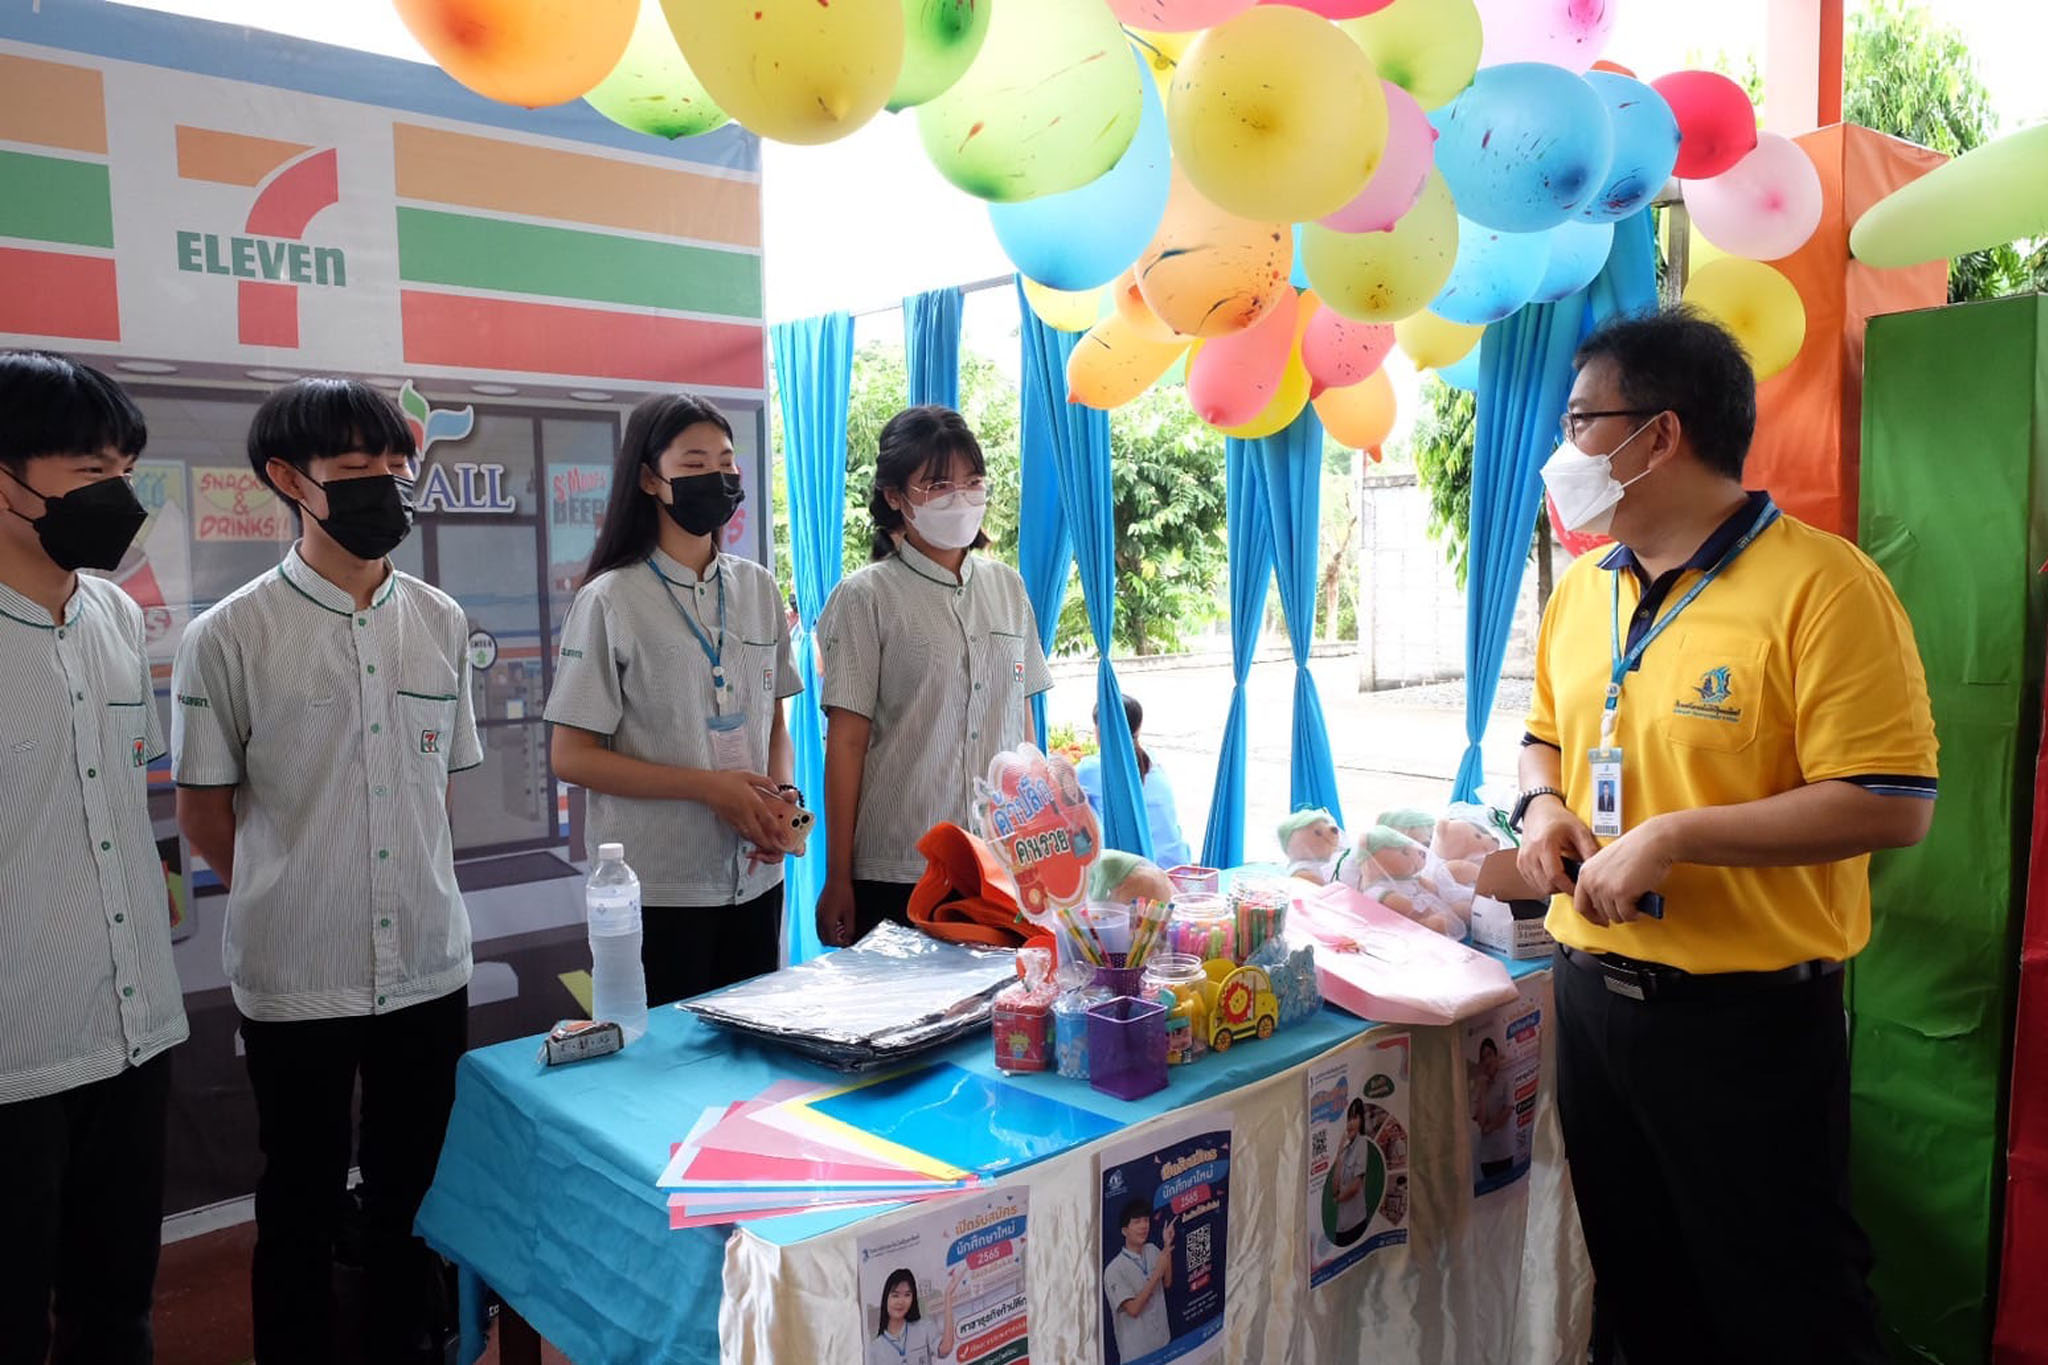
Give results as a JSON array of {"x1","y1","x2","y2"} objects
[{"x1": 1539, "y1": 417, "x2": 1657, "y2": 535}]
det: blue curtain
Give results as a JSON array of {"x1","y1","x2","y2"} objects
[
  {"x1": 771, "y1": 312, "x2": 855, "y2": 961},
  {"x1": 1018, "y1": 300, "x2": 1150, "y2": 859},
  {"x1": 1013, "y1": 280, "x2": 1073, "y2": 746},
  {"x1": 1255, "y1": 410, "x2": 1345, "y2": 824},
  {"x1": 1202, "y1": 436, "x2": 1276, "y2": 868},
  {"x1": 904, "y1": 286, "x2": 963, "y2": 411},
  {"x1": 1452, "y1": 209, "x2": 1659, "y2": 801}
]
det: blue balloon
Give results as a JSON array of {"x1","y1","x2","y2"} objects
[
  {"x1": 1431, "y1": 217, "x2": 1550, "y2": 325},
  {"x1": 1290, "y1": 222, "x2": 1311, "y2": 291},
  {"x1": 1430, "y1": 63, "x2": 1614, "y2": 234},
  {"x1": 988, "y1": 50, "x2": 1169, "y2": 292},
  {"x1": 1439, "y1": 347, "x2": 1481, "y2": 392},
  {"x1": 1579, "y1": 73, "x2": 1681, "y2": 222},
  {"x1": 1531, "y1": 219, "x2": 1615, "y2": 303}
]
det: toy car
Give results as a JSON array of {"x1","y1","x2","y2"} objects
[{"x1": 1201, "y1": 962, "x2": 1279, "y2": 1052}]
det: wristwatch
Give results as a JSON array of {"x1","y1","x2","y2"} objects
[{"x1": 1509, "y1": 786, "x2": 1565, "y2": 833}]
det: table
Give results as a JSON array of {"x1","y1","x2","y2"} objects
[{"x1": 417, "y1": 957, "x2": 1590, "y2": 1365}]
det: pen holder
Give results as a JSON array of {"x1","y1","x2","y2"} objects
[
  {"x1": 1092, "y1": 964, "x2": 1144, "y2": 998},
  {"x1": 1087, "y1": 995, "x2": 1168, "y2": 1101}
]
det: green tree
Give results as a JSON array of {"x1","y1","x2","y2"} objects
[
  {"x1": 1052, "y1": 384, "x2": 1230, "y2": 656},
  {"x1": 1409, "y1": 377, "x2": 1478, "y2": 587},
  {"x1": 1841, "y1": 0, "x2": 2042, "y2": 302}
]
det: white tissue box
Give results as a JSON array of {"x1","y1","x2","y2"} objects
[{"x1": 1470, "y1": 895, "x2": 1555, "y2": 960}]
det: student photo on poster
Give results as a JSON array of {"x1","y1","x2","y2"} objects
[
  {"x1": 1465, "y1": 985, "x2": 1543, "y2": 1195},
  {"x1": 863, "y1": 1266, "x2": 958, "y2": 1365},
  {"x1": 1306, "y1": 1034, "x2": 1411, "y2": 1289},
  {"x1": 1097, "y1": 1113, "x2": 1232, "y2": 1365},
  {"x1": 854, "y1": 1185, "x2": 1030, "y2": 1365},
  {"x1": 1104, "y1": 1200, "x2": 1175, "y2": 1364}
]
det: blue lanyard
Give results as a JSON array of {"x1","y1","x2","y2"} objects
[
  {"x1": 1603, "y1": 498, "x2": 1779, "y2": 740},
  {"x1": 648, "y1": 558, "x2": 726, "y2": 688},
  {"x1": 1122, "y1": 1248, "x2": 1151, "y2": 1276},
  {"x1": 880, "y1": 1325, "x2": 909, "y2": 1360}
]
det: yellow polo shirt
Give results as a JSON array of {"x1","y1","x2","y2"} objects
[{"x1": 1524, "y1": 494, "x2": 1938, "y2": 973}]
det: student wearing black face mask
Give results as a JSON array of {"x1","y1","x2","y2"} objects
[
  {"x1": 544, "y1": 393, "x2": 802, "y2": 1003},
  {"x1": 0, "y1": 350, "x2": 187, "y2": 1365},
  {"x1": 171, "y1": 377, "x2": 479, "y2": 1365}
]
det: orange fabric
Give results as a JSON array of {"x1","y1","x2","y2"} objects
[
  {"x1": 1746, "y1": 125, "x2": 1947, "y2": 537},
  {"x1": 907, "y1": 823, "x2": 1032, "y2": 949}
]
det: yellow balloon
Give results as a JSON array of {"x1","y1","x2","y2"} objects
[
  {"x1": 1127, "y1": 28, "x2": 1190, "y2": 102},
  {"x1": 1302, "y1": 170, "x2": 1459, "y2": 323},
  {"x1": 1135, "y1": 167, "x2": 1293, "y2": 338},
  {"x1": 1313, "y1": 367, "x2": 1398, "y2": 450},
  {"x1": 1394, "y1": 310, "x2": 1482, "y2": 370},
  {"x1": 1339, "y1": 0, "x2": 1481, "y2": 112},
  {"x1": 662, "y1": 0, "x2": 903, "y2": 145},
  {"x1": 1682, "y1": 257, "x2": 1806, "y2": 381},
  {"x1": 1215, "y1": 292, "x2": 1316, "y2": 439},
  {"x1": 1170, "y1": 7, "x2": 1386, "y2": 223},
  {"x1": 1022, "y1": 277, "x2": 1104, "y2": 333},
  {"x1": 1069, "y1": 314, "x2": 1191, "y2": 409},
  {"x1": 585, "y1": 0, "x2": 728, "y2": 138},
  {"x1": 396, "y1": 0, "x2": 638, "y2": 107},
  {"x1": 1113, "y1": 267, "x2": 1186, "y2": 343}
]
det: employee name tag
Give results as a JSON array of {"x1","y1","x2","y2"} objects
[
  {"x1": 707, "y1": 710, "x2": 750, "y2": 771},
  {"x1": 1589, "y1": 747, "x2": 1624, "y2": 839}
]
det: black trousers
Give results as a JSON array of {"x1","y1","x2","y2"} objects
[
  {"x1": 240, "y1": 986, "x2": 468, "y2": 1365},
  {"x1": 852, "y1": 879, "x2": 915, "y2": 942},
  {"x1": 643, "y1": 884, "x2": 785, "y2": 1006},
  {"x1": 0, "y1": 1053, "x2": 171, "y2": 1365},
  {"x1": 1556, "y1": 961, "x2": 1885, "y2": 1365}
]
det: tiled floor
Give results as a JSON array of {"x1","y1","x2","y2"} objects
[{"x1": 155, "y1": 1222, "x2": 572, "y2": 1365}]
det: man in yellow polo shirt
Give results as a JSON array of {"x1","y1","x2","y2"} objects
[{"x1": 1513, "y1": 311, "x2": 1936, "y2": 1365}]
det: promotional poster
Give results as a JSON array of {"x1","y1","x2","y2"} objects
[
  {"x1": 1098, "y1": 1112, "x2": 1233, "y2": 1365},
  {"x1": 1306, "y1": 1031, "x2": 1412, "y2": 1287},
  {"x1": 854, "y1": 1186, "x2": 1031, "y2": 1365},
  {"x1": 1465, "y1": 984, "x2": 1544, "y2": 1196}
]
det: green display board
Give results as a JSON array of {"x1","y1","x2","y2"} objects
[{"x1": 1857, "y1": 294, "x2": 2048, "y2": 1363}]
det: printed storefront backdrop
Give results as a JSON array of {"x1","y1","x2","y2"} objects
[{"x1": 0, "y1": 0, "x2": 767, "y2": 1216}]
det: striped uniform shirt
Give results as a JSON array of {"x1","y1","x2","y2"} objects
[
  {"x1": 170, "y1": 548, "x2": 480, "y2": 1022},
  {"x1": 817, "y1": 541, "x2": 1053, "y2": 884},
  {"x1": 544, "y1": 549, "x2": 801, "y2": 906},
  {"x1": 0, "y1": 576, "x2": 188, "y2": 1104}
]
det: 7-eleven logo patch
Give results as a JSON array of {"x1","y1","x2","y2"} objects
[
  {"x1": 420, "y1": 729, "x2": 441, "y2": 755},
  {"x1": 132, "y1": 738, "x2": 148, "y2": 768}
]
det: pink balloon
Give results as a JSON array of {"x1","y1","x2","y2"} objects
[
  {"x1": 1476, "y1": 0, "x2": 1616, "y2": 72},
  {"x1": 1107, "y1": 0, "x2": 1256, "y2": 32},
  {"x1": 1319, "y1": 81, "x2": 1435, "y2": 233},
  {"x1": 1302, "y1": 308, "x2": 1394, "y2": 394},
  {"x1": 1257, "y1": 0, "x2": 1394, "y2": 16},
  {"x1": 1189, "y1": 290, "x2": 1300, "y2": 427},
  {"x1": 1684, "y1": 132, "x2": 1823, "y2": 261}
]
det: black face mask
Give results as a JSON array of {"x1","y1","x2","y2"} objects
[
  {"x1": 3, "y1": 466, "x2": 148, "y2": 572},
  {"x1": 301, "y1": 473, "x2": 414, "y2": 561},
  {"x1": 664, "y1": 472, "x2": 744, "y2": 537}
]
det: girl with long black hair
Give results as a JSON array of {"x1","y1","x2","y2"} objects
[
  {"x1": 865, "y1": 1266, "x2": 957, "y2": 1365},
  {"x1": 543, "y1": 394, "x2": 800, "y2": 1002},
  {"x1": 814, "y1": 405, "x2": 1053, "y2": 946}
]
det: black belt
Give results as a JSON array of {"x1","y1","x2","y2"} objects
[{"x1": 1557, "y1": 943, "x2": 1843, "y2": 1002}]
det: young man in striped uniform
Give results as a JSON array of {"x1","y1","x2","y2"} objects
[
  {"x1": 172, "y1": 378, "x2": 480, "y2": 1365},
  {"x1": 0, "y1": 350, "x2": 187, "y2": 1364}
]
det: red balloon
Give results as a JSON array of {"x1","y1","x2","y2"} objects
[
  {"x1": 1651, "y1": 70, "x2": 1759, "y2": 180},
  {"x1": 1546, "y1": 495, "x2": 1611, "y2": 559}
]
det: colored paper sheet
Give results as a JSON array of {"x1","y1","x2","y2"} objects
[
  {"x1": 794, "y1": 1062, "x2": 1122, "y2": 1176},
  {"x1": 660, "y1": 1101, "x2": 942, "y2": 1191}
]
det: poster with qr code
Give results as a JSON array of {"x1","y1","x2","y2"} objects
[
  {"x1": 1098, "y1": 1111, "x2": 1233, "y2": 1365},
  {"x1": 854, "y1": 1185, "x2": 1029, "y2": 1365},
  {"x1": 1305, "y1": 1031, "x2": 1412, "y2": 1288}
]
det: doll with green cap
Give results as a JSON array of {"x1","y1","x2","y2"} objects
[
  {"x1": 1279, "y1": 808, "x2": 1349, "y2": 885},
  {"x1": 1376, "y1": 808, "x2": 1436, "y2": 848},
  {"x1": 1356, "y1": 825, "x2": 1461, "y2": 938},
  {"x1": 1088, "y1": 849, "x2": 1176, "y2": 907}
]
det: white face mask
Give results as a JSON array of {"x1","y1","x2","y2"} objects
[
  {"x1": 905, "y1": 492, "x2": 987, "y2": 550},
  {"x1": 1539, "y1": 416, "x2": 1658, "y2": 535}
]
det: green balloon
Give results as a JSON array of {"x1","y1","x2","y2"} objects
[
  {"x1": 584, "y1": 0, "x2": 729, "y2": 140},
  {"x1": 1852, "y1": 122, "x2": 2048, "y2": 269},
  {"x1": 889, "y1": 0, "x2": 993, "y2": 112},
  {"x1": 915, "y1": 0, "x2": 1140, "y2": 203}
]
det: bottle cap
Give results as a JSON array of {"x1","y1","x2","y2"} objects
[{"x1": 598, "y1": 842, "x2": 625, "y2": 860}]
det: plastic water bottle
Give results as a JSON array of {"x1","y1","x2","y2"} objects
[{"x1": 587, "y1": 843, "x2": 648, "y2": 1043}]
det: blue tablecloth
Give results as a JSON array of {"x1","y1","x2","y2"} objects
[{"x1": 418, "y1": 955, "x2": 1548, "y2": 1365}]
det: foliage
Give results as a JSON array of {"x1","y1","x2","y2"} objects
[
  {"x1": 1048, "y1": 720, "x2": 1096, "y2": 767},
  {"x1": 1409, "y1": 378, "x2": 1478, "y2": 587}
]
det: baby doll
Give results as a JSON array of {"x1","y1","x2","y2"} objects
[
  {"x1": 1088, "y1": 849, "x2": 1176, "y2": 908},
  {"x1": 1355, "y1": 826, "x2": 1462, "y2": 938},
  {"x1": 1279, "y1": 808, "x2": 1348, "y2": 885},
  {"x1": 1377, "y1": 808, "x2": 1437, "y2": 850},
  {"x1": 1430, "y1": 809, "x2": 1505, "y2": 913}
]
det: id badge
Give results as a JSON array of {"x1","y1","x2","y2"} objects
[
  {"x1": 707, "y1": 710, "x2": 750, "y2": 771},
  {"x1": 1589, "y1": 747, "x2": 1624, "y2": 839}
]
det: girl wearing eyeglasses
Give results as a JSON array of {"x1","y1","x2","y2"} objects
[{"x1": 815, "y1": 406, "x2": 1053, "y2": 947}]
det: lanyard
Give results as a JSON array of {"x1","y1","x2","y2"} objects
[
  {"x1": 880, "y1": 1326, "x2": 908, "y2": 1361},
  {"x1": 649, "y1": 559, "x2": 727, "y2": 699},
  {"x1": 1602, "y1": 498, "x2": 1778, "y2": 741},
  {"x1": 1121, "y1": 1248, "x2": 1151, "y2": 1277}
]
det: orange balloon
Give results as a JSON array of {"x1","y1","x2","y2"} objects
[
  {"x1": 1068, "y1": 313, "x2": 1190, "y2": 409},
  {"x1": 396, "y1": 0, "x2": 638, "y2": 107},
  {"x1": 1313, "y1": 368, "x2": 1397, "y2": 450},
  {"x1": 1134, "y1": 166, "x2": 1292, "y2": 338},
  {"x1": 1112, "y1": 267, "x2": 1186, "y2": 343},
  {"x1": 1590, "y1": 59, "x2": 1637, "y2": 78}
]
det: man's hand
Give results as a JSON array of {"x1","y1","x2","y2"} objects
[
  {"x1": 1516, "y1": 797, "x2": 1598, "y2": 898},
  {"x1": 815, "y1": 877, "x2": 858, "y2": 948},
  {"x1": 1573, "y1": 818, "x2": 1677, "y2": 928}
]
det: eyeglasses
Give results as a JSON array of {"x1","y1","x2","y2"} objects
[
  {"x1": 910, "y1": 478, "x2": 988, "y2": 504},
  {"x1": 1559, "y1": 410, "x2": 1656, "y2": 446}
]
